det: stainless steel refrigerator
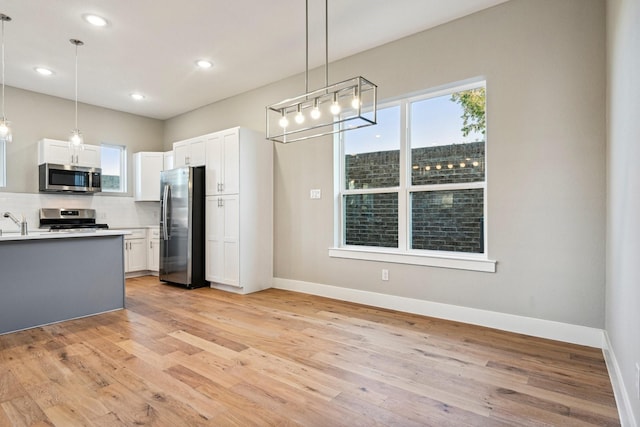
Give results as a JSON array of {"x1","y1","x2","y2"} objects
[{"x1": 159, "y1": 166, "x2": 206, "y2": 288}]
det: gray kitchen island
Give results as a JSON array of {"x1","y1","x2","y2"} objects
[{"x1": 0, "y1": 230, "x2": 128, "y2": 335}]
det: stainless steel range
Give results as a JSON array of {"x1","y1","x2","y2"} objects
[{"x1": 39, "y1": 208, "x2": 109, "y2": 231}]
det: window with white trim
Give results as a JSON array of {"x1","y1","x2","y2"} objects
[
  {"x1": 100, "y1": 143, "x2": 126, "y2": 193},
  {"x1": 0, "y1": 139, "x2": 5, "y2": 187},
  {"x1": 335, "y1": 81, "x2": 488, "y2": 266}
]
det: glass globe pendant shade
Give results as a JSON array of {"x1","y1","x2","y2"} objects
[
  {"x1": 0, "y1": 14, "x2": 12, "y2": 143},
  {"x1": 0, "y1": 117, "x2": 11, "y2": 143},
  {"x1": 69, "y1": 39, "x2": 84, "y2": 149},
  {"x1": 69, "y1": 128, "x2": 83, "y2": 147}
]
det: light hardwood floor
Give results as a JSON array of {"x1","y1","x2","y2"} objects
[{"x1": 0, "y1": 276, "x2": 620, "y2": 426}]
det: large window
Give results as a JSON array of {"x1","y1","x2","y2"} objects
[
  {"x1": 335, "y1": 81, "x2": 490, "y2": 269},
  {"x1": 0, "y1": 140, "x2": 5, "y2": 187},
  {"x1": 101, "y1": 143, "x2": 126, "y2": 193}
]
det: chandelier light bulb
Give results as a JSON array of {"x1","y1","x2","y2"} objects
[
  {"x1": 459, "y1": 162, "x2": 466, "y2": 168},
  {"x1": 350, "y1": 87, "x2": 361, "y2": 110},
  {"x1": 425, "y1": 166, "x2": 431, "y2": 171},
  {"x1": 473, "y1": 161, "x2": 479, "y2": 167},
  {"x1": 436, "y1": 164, "x2": 442, "y2": 170},
  {"x1": 310, "y1": 98, "x2": 321, "y2": 119},
  {"x1": 329, "y1": 92, "x2": 341, "y2": 116},
  {"x1": 294, "y1": 104, "x2": 305, "y2": 124},
  {"x1": 448, "y1": 164, "x2": 454, "y2": 169},
  {"x1": 278, "y1": 110, "x2": 289, "y2": 128}
]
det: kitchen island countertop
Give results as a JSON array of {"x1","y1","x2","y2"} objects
[{"x1": 0, "y1": 229, "x2": 130, "y2": 242}]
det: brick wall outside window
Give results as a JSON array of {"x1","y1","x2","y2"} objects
[{"x1": 344, "y1": 141, "x2": 485, "y2": 252}]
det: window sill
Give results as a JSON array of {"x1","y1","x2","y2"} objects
[{"x1": 328, "y1": 247, "x2": 496, "y2": 273}]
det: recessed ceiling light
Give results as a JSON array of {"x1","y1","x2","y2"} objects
[
  {"x1": 130, "y1": 93, "x2": 145, "y2": 101},
  {"x1": 34, "y1": 67, "x2": 54, "y2": 76},
  {"x1": 196, "y1": 60, "x2": 213, "y2": 69},
  {"x1": 83, "y1": 14, "x2": 108, "y2": 27}
]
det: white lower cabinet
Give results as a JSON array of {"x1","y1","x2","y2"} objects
[
  {"x1": 147, "y1": 227, "x2": 160, "y2": 273},
  {"x1": 206, "y1": 195, "x2": 239, "y2": 287},
  {"x1": 124, "y1": 229, "x2": 147, "y2": 273}
]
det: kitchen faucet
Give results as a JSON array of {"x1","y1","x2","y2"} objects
[{"x1": 3, "y1": 212, "x2": 28, "y2": 235}]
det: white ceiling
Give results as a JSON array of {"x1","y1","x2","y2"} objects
[{"x1": 0, "y1": 0, "x2": 508, "y2": 120}]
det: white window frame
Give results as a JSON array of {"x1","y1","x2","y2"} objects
[
  {"x1": 100, "y1": 143, "x2": 127, "y2": 194},
  {"x1": 331, "y1": 80, "x2": 496, "y2": 273},
  {"x1": 0, "y1": 139, "x2": 5, "y2": 187}
]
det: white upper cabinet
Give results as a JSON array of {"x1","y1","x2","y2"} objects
[
  {"x1": 38, "y1": 138, "x2": 101, "y2": 168},
  {"x1": 163, "y1": 150, "x2": 174, "y2": 171},
  {"x1": 134, "y1": 152, "x2": 163, "y2": 201},
  {"x1": 173, "y1": 137, "x2": 205, "y2": 167},
  {"x1": 205, "y1": 128, "x2": 239, "y2": 196}
]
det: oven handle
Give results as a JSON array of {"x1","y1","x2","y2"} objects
[{"x1": 161, "y1": 184, "x2": 171, "y2": 240}]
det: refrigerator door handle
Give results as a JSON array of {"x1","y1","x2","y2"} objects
[{"x1": 161, "y1": 184, "x2": 171, "y2": 240}]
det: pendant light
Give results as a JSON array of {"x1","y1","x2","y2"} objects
[
  {"x1": 266, "y1": 0, "x2": 377, "y2": 143},
  {"x1": 0, "y1": 14, "x2": 12, "y2": 143},
  {"x1": 69, "y1": 39, "x2": 84, "y2": 148}
]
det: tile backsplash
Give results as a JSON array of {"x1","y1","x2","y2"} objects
[{"x1": 0, "y1": 192, "x2": 159, "y2": 230}]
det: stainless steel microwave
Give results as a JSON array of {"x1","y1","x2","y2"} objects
[{"x1": 39, "y1": 163, "x2": 102, "y2": 193}]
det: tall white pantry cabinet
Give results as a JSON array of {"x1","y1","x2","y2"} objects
[{"x1": 205, "y1": 127, "x2": 273, "y2": 294}]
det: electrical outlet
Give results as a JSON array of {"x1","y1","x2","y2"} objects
[
  {"x1": 381, "y1": 269, "x2": 389, "y2": 281},
  {"x1": 310, "y1": 189, "x2": 321, "y2": 199}
]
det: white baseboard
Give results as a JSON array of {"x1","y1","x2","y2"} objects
[
  {"x1": 603, "y1": 332, "x2": 637, "y2": 427},
  {"x1": 272, "y1": 277, "x2": 604, "y2": 348}
]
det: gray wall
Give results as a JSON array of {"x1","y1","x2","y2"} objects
[
  {"x1": 1, "y1": 86, "x2": 164, "y2": 195},
  {"x1": 165, "y1": 0, "x2": 607, "y2": 329},
  {"x1": 606, "y1": 0, "x2": 640, "y2": 422}
]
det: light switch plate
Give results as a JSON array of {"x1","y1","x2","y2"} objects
[{"x1": 310, "y1": 189, "x2": 321, "y2": 199}]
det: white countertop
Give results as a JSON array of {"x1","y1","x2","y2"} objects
[{"x1": 0, "y1": 229, "x2": 131, "y2": 242}]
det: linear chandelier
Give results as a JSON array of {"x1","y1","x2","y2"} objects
[{"x1": 266, "y1": 0, "x2": 377, "y2": 143}]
